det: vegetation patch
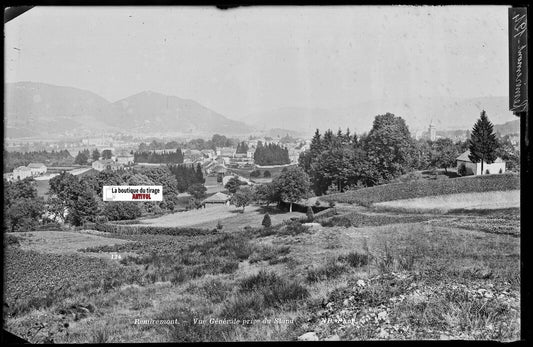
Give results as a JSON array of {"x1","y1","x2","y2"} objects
[
  {"x1": 94, "y1": 223, "x2": 218, "y2": 236},
  {"x1": 306, "y1": 259, "x2": 347, "y2": 283},
  {"x1": 320, "y1": 211, "x2": 431, "y2": 228},
  {"x1": 3, "y1": 247, "x2": 143, "y2": 316},
  {"x1": 225, "y1": 270, "x2": 309, "y2": 316},
  {"x1": 322, "y1": 174, "x2": 519, "y2": 206},
  {"x1": 249, "y1": 244, "x2": 291, "y2": 264}
]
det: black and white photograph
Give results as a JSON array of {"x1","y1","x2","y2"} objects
[{"x1": 3, "y1": 5, "x2": 525, "y2": 342}]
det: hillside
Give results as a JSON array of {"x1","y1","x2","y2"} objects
[
  {"x1": 4, "y1": 82, "x2": 254, "y2": 138},
  {"x1": 111, "y1": 91, "x2": 254, "y2": 135},
  {"x1": 5, "y1": 82, "x2": 116, "y2": 137},
  {"x1": 494, "y1": 119, "x2": 520, "y2": 136}
]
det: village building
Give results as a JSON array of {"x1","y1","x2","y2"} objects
[
  {"x1": 201, "y1": 149, "x2": 216, "y2": 159},
  {"x1": 13, "y1": 166, "x2": 33, "y2": 180},
  {"x1": 229, "y1": 153, "x2": 254, "y2": 167},
  {"x1": 202, "y1": 192, "x2": 231, "y2": 206},
  {"x1": 116, "y1": 154, "x2": 135, "y2": 165},
  {"x1": 27, "y1": 163, "x2": 47, "y2": 176},
  {"x1": 456, "y1": 150, "x2": 506, "y2": 176},
  {"x1": 92, "y1": 159, "x2": 123, "y2": 172},
  {"x1": 216, "y1": 147, "x2": 235, "y2": 158}
]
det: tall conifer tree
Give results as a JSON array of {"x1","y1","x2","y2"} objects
[{"x1": 468, "y1": 110, "x2": 499, "y2": 175}]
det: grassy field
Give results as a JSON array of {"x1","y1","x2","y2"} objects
[
  {"x1": 374, "y1": 190, "x2": 520, "y2": 213},
  {"x1": 131, "y1": 204, "x2": 304, "y2": 230},
  {"x1": 321, "y1": 173, "x2": 520, "y2": 206},
  {"x1": 8, "y1": 230, "x2": 133, "y2": 258},
  {"x1": 3, "y1": 175, "x2": 520, "y2": 342}
]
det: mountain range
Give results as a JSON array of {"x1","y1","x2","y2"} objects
[
  {"x1": 238, "y1": 96, "x2": 517, "y2": 136},
  {"x1": 4, "y1": 82, "x2": 254, "y2": 139},
  {"x1": 5, "y1": 82, "x2": 518, "y2": 139}
]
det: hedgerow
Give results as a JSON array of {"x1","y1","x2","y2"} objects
[
  {"x1": 94, "y1": 223, "x2": 217, "y2": 236},
  {"x1": 321, "y1": 173, "x2": 519, "y2": 206}
]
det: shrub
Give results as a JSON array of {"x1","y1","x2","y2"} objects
[
  {"x1": 314, "y1": 200, "x2": 321, "y2": 207},
  {"x1": 4, "y1": 234, "x2": 20, "y2": 247},
  {"x1": 263, "y1": 170, "x2": 271, "y2": 178},
  {"x1": 306, "y1": 259, "x2": 346, "y2": 282},
  {"x1": 282, "y1": 220, "x2": 310, "y2": 236},
  {"x1": 216, "y1": 220, "x2": 223, "y2": 231},
  {"x1": 238, "y1": 270, "x2": 309, "y2": 308},
  {"x1": 250, "y1": 170, "x2": 261, "y2": 178},
  {"x1": 187, "y1": 279, "x2": 232, "y2": 304},
  {"x1": 485, "y1": 169, "x2": 490, "y2": 175},
  {"x1": 220, "y1": 292, "x2": 264, "y2": 321},
  {"x1": 103, "y1": 202, "x2": 142, "y2": 221},
  {"x1": 338, "y1": 251, "x2": 369, "y2": 268},
  {"x1": 314, "y1": 208, "x2": 336, "y2": 220},
  {"x1": 249, "y1": 244, "x2": 290, "y2": 264},
  {"x1": 321, "y1": 216, "x2": 352, "y2": 228},
  {"x1": 262, "y1": 213, "x2": 272, "y2": 228},
  {"x1": 306, "y1": 206, "x2": 315, "y2": 222}
]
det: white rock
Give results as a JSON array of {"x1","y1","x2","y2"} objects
[
  {"x1": 324, "y1": 334, "x2": 340, "y2": 341},
  {"x1": 356, "y1": 279, "x2": 366, "y2": 287},
  {"x1": 298, "y1": 332, "x2": 319, "y2": 341},
  {"x1": 377, "y1": 311, "x2": 388, "y2": 320},
  {"x1": 378, "y1": 328, "x2": 390, "y2": 339}
]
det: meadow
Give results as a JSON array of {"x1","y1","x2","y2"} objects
[
  {"x1": 3, "y1": 174, "x2": 520, "y2": 342},
  {"x1": 320, "y1": 173, "x2": 520, "y2": 206}
]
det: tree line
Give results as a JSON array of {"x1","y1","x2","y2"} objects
[
  {"x1": 168, "y1": 163, "x2": 205, "y2": 193},
  {"x1": 254, "y1": 142, "x2": 290, "y2": 166},
  {"x1": 134, "y1": 149, "x2": 184, "y2": 164},
  {"x1": 299, "y1": 111, "x2": 515, "y2": 196},
  {"x1": 3, "y1": 149, "x2": 73, "y2": 172},
  {"x1": 138, "y1": 134, "x2": 240, "y2": 153},
  {"x1": 3, "y1": 166, "x2": 186, "y2": 231}
]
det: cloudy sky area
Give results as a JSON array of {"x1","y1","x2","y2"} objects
[{"x1": 5, "y1": 6, "x2": 509, "y2": 120}]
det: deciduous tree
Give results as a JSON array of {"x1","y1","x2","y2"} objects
[
  {"x1": 273, "y1": 166, "x2": 310, "y2": 212},
  {"x1": 231, "y1": 186, "x2": 253, "y2": 212}
]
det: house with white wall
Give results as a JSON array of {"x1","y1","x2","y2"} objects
[{"x1": 456, "y1": 150, "x2": 506, "y2": 175}]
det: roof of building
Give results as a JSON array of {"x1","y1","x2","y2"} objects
[
  {"x1": 28, "y1": 163, "x2": 46, "y2": 168},
  {"x1": 456, "y1": 150, "x2": 504, "y2": 163},
  {"x1": 212, "y1": 164, "x2": 227, "y2": 173},
  {"x1": 14, "y1": 166, "x2": 32, "y2": 171},
  {"x1": 202, "y1": 192, "x2": 230, "y2": 203}
]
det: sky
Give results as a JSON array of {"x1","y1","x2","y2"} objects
[{"x1": 5, "y1": 5, "x2": 510, "y2": 120}]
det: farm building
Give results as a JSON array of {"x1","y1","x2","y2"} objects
[
  {"x1": 92, "y1": 159, "x2": 123, "y2": 172},
  {"x1": 13, "y1": 166, "x2": 33, "y2": 180},
  {"x1": 116, "y1": 154, "x2": 135, "y2": 165},
  {"x1": 27, "y1": 163, "x2": 47, "y2": 176},
  {"x1": 202, "y1": 192, "x2": 231, "y2": 206},
  {"x1": 456, "y1": 150, "x2": 506, "y2": 175}
]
